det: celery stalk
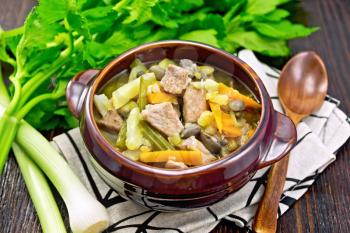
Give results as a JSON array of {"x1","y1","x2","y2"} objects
[
  {"x1": 126, "y1": 108, "x2": 143, "y2": 150},
  {"x1": 116, "y1": 122, "x2": 127, "y2": 150},
  {"x1": 112, "y1": 73, "x2": 155, "y2": 109},
  {"x1": 0, "y1": 44, "x2": 72, "y2": 173},
  {"x1": 0, "y1": 114, "x2": 19, "y2": 173},
  {"x1": 0, "y1": 70, "x2": 66, "y2": 232},
  {"x1": 0, "y1": 91, "x2": 110, "y2": 233},
  {"x1": 15, "y1": 120, "x2": 110, "y2": 233},
  {"x1": 139, "y1": 121, "x2": 174, "y2": 150},
  {"x1": 13, "y1": 143, "x2": 67, "y2": 233}
]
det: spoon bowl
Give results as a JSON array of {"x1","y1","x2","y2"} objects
[{"x1": 278, "y1": 51, "x2": 328, "y2": 122}]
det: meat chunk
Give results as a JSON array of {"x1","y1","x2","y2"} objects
[
  {"x1": 141, "y1": 102, "x2": 184, "y2": 136},
  {"x1": 183, "y1": 86, "x2": 207, "y2": 123},
  {"x1": 178, "y1": 136, "x2": 216, "y2": 164},
  {"x1": 98, "y1": 109, "x2": 123, "y2": 132},
  {"x1": 160, "y1": 64, "x2": 191, "y2": 94},
  {"x1": 165, "y1": 160, "x2": 188, "y2": 169}
]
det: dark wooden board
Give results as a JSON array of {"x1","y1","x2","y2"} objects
[{"x1": 0, "y1": 0, "x2": 349, "y2": 232}]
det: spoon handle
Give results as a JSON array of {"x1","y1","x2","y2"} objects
[{"x1": 253, "y1": 155, "x2": 289, "y2": 233}]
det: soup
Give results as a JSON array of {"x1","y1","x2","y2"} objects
[{"x1": 93, "y1": 58, "x2": 261, "y2": 169}]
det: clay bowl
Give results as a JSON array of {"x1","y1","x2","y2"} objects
[{"x1": 66, "y1": 40, "x2": 296, "y2": 211}]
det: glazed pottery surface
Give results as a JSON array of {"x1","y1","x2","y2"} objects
[{"x1": 66, "y1": 41, "x2": 297, "y2": 211}]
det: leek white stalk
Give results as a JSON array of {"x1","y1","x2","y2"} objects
[{"x1": 15, "y1": 120, "x2": 110, "y2": 233}]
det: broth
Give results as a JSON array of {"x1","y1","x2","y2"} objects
[{"x1": 93, "y1": 58, "x2": 261, "y2": 169}]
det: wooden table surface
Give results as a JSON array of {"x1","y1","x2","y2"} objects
[{"x1": 0, "y1": 1, "x2": 349, "y2": 233}]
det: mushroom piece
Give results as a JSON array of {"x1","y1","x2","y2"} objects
[
  {"x1": 200, "y1": 132, "x2": 221, "y2": 154},
  {"x1": 178, "y1": 136, "x2": 216, "y2": 164},
  {"x1": 179, "y1": 59, "x2": 197, "y2": 75},
  {"x1": 149, "y1": 65, "x2": 165, "y2": 80},
  {"x1": 228, "y1": 99, "x2": 245, "y2": 111},
  {"x1": 181, "y1": 123, "x2": 201, "y2": 138}
]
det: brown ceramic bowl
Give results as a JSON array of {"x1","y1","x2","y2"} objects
[{"x1": 66, "y1": 40, "x2": 296, "y2": 211}]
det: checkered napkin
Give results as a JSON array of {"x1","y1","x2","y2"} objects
[{"x1": 52, "y1": 50, "x2": 350, "y2": 233}]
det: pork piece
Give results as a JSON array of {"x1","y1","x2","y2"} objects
[
  {"x1": 183, "y1": 86, "x2": 207, "y2": 123},
  {"x1": 178, "y1": 136, "x2": 216, "y2": 164},
  {"x1": 98, "y1": 109, "x2": 123, "y2": 132},
  {"x1": 165, "y1": 160, "x2": 188, "y2": 169},
  {"x1": 160, "y1": 64, "x2": 191, "y2": 94},
  {"x1": 141, "y1": 102, "x2": 184, "y2": 136}
]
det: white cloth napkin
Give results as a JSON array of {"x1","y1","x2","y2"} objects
[{"x1": 52, "y1": 50, "x2": 350, "y2": 233}]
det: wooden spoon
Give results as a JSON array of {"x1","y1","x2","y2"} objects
[{"x1": 253, "y1": 51, "x2": 328, "y2": 233}]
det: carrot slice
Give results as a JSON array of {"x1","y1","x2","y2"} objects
[
  {"x1": 140, "y1": 150, "x2": 203, "y2": 165},
  {"x1": 247, "y1": 129, "x2": 255, "y2": 139},
  {"x1": 221, "y1": 112, "x2": 242, "y2": 137},
  {"x1": 209, "y1": 102, "x2": 222, "y2": 133},
  {"x1": 219, "y1": 83, "x2": 261, "y2": 109},
  {"x1": 147, "y1": 92, "x2": 177, "y2": 104}
]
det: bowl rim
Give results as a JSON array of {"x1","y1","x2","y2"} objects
[{"x1": 85, "y1": 40, "x2": 270, "y2": 177}]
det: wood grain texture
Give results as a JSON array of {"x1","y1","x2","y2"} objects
[
  {"x1": 0, "y1": 0, "x2": 349, "y2": 233},
  {"x1": 253, "y1": 156, "x2": 290, "y2": 233}
]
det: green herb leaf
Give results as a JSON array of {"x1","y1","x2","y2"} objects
[
  {"x1": 36, "y1": 0, "x2": 69, "y2": 23},
  {"x1": 180, "y1": 29, "x2": 220, "y2": 47},
  {"x1": 252, "y1": 20, "x2": 319, "y2": 39},
  {"x1": 225, "y1": 30, "x2": 290, "y2": 56},
  {"x1": 259, "y1": 9, "x2": 290, "y2": 21},
  {"x1": 81, "y1": 6, "x2": 119, "y2": 33},
  {"x1": 0, "y1": 29, "x2": 16, "y2": 66},
  {"x1": 246, "y1": 0, "x2": 290, "y2": 15},
  {"x1": 172, "y1": 0, "x2": 204, "y2": 12},
  {"x1": 114, "y1": 0, "x2": 159, "y2": 25}
]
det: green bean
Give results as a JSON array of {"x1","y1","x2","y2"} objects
[
  {"x1": 119, "y1": 101, "x2": 138, "y2": 118},
  {"x1": 115, "y1": 122, "x2": 127, "y2": 150},
  {"x1": 139, "y1": 121, "x2": 174, "y2": 150},
  {"x1": 138, "y1": 75, "x2": 154, "y2": 110}
]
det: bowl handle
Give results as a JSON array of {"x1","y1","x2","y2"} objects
[
  {"x1": 257, "y1": 111, "x2": 297, "y2": 169},
  {"x1": 66, "y1": 69, "x2": 100, "y2": 119}
]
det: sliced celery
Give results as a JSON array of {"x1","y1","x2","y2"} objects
[
  {"x1": 126, "y1": 108, "x2": 143, "y2": 150},
  {"x1": 139, "y1": 121, "x2": 174, "y2": 151},
  {"x1": 111, "y1": 73, "x2": 155, "y2": 109}
]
